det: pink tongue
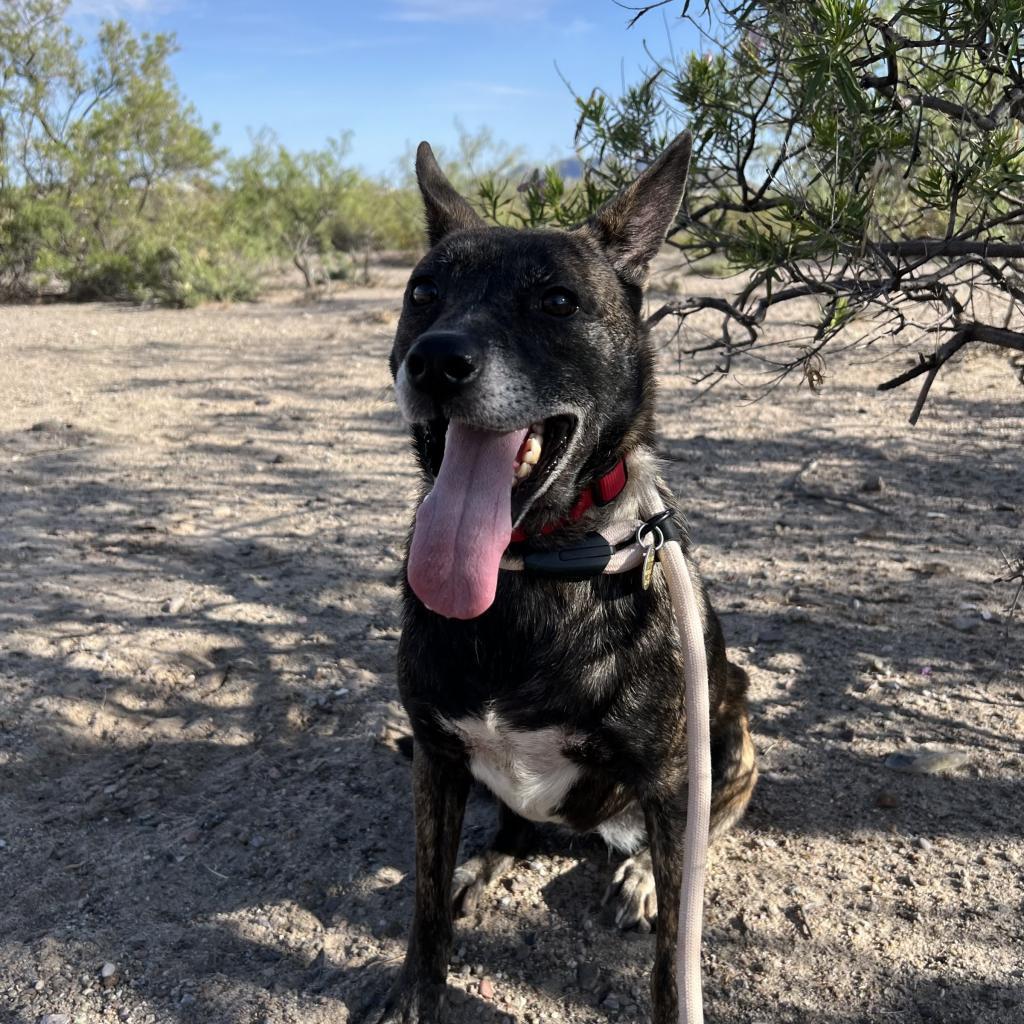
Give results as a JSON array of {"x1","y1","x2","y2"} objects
[{"x1": 408, "y1": 422, "x2": 527, "y2": 619}]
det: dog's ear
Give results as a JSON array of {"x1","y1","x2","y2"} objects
[
  {"x1": 580, "y1": 131, "x2": 692, "y2": 287},
  {"x1": 416, "y1": 141, "x2": 486, "y2": 247}
]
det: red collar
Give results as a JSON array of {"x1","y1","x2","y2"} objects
[{"x1": 509, "y1": 458, "x2": 628, "y2": 544}]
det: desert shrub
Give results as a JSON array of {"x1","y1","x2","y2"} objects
[
  {"x1": 227, "y1": 132, "x2": 363, "y2": 290},
  {"x1": 0, "y1": 1, "x2": 268, "y2": 304},
  {"x1": 481, "y1": 0, "x2": 1024, "y2": 420}
]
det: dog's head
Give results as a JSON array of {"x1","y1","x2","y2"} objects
[{"x1": 391, "y1": 133, "x2": 691, "y2": 619}]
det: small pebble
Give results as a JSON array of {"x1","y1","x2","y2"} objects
[
  {"x1": 479, "y1": 977, "x2": 495, "y2": 999},
  {"x1": 885, "y1": 747, "x2": 968, "y2": 774},
  {"x1": 876, "y1": 791, "x2": 900, "y2": 809}
]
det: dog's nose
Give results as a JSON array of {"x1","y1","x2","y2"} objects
[{"x1": 405, "y1": 332, "x2": 482, "y2": 398}]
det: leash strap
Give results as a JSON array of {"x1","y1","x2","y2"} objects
[{"x1": 642, "y1": 492, "x2": 711, "y2": 1024}]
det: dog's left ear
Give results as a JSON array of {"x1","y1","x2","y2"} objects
[
  {"x1": 580, "y1": 131, "x2": 692, "y2": 287},
  {"x1": 416, "y1": 141, "x2": 486, "y2": 247}
]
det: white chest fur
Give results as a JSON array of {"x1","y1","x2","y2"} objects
[{"x1": 442, "y1": 710, "x2": 580, "y2": 824}]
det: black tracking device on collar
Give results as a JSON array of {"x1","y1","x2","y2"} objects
[{"x1": 522, "y1": 532, "x2": 614, "y2": 580}]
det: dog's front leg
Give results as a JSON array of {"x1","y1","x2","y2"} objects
[
  {"x1": 642, "y1": 791, "x2": 685, "y2": 1024},
  {"x1": 371, "y1": 744, "x2": 470, "y2": 1024}
]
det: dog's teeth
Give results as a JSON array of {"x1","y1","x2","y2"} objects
[
  {"x1": 522, "y1": 437, "x2": 542, "y2": 465},
  {"x1": 515, "y1": 462, "x2": 533, "y2": 480}
]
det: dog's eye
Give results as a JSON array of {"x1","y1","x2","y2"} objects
[
  {"x1": 540, "y1": 287, "x2": 578, "y2": 318},
  {"x1": 410, "y1": 278, "x2": 438, "y2": 307}
]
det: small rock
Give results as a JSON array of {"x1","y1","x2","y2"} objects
[
  {"x1": 100, "y1": 962, "x2": 119, "y2": 987},
  {"x1": 876, "y1": 791, "x2": 900, "y2": 809},
  {"x1": 163, "y1": 595, "x2": 187, "y2": 615},
  {"x1": 40, "y1": 1016, "x2": 71, "y2": 1024},
  {"x1": 479, "y1": 977, "x2": 495, "y2": 1000},
  {"x1": 949, "y1": 615, "x2": 978, "y2": 633},
  {"x1": 861, "y1": 474, "x2": 883, "y2": 493},
  {"x1": 885, "y1": 747, "x2": 968, "y2": 775},
  {"x1": 728, "y1": 912, "x2": 750, "y2": 935},
  {"x1": 838, "y1": 724, "x2": 856, "y2": 742},
  {"x1": 915, "y1": 837, "x2": 934, "y2": 852}
]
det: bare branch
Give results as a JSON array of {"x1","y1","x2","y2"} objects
[{"x1": 873, "y1": 239, "x2": 1024, "y2": 259}]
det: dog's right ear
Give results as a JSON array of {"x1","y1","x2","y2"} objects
[{"x1": 416, "y1": 142, "x2": 485, "y2": 247}]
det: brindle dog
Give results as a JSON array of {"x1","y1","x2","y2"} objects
[{"x1": 361, "y1": 132, "x2": 756, "y2": 1024}]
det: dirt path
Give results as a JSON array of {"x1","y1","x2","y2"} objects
[{"x1": 0, "y1": 269, "x2": 1021, "y2": 1024}]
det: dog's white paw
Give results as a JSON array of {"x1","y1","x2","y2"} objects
[{"x1": 603, "y1": 853, "x2": 658, "y2": 932}]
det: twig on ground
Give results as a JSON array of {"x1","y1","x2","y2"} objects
[
  {"x1": 789, "y1": 485, "x2": 889, "y2": 515},
  {"x1": 994, "y1": 548, "x2": 1024, "y2": 621},
  {"x1": 782, "y1": 454, "x2": 888, "y2": 515}
]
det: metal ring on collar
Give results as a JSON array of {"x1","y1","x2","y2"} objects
[{"x1": 636, "y1": 509, "x2": 673, "y2": 550}]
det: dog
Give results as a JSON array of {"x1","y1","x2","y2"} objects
[{"x1": 363, "y1": 132, "x2": 756, "y2": 1024}]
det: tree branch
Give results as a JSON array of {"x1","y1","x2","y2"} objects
[
  {"x1": 877, "y1": 323, "x2": 1024, "y2": 424},
  {"x1": 873, "y1": 239, "x2": 1024, "y2": 259}
]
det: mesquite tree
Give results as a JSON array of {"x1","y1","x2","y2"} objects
[{"x1": 487, "y1": 0, "x2": 1024, "y2": 422}]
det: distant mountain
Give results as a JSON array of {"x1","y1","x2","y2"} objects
[{"x1": 510, "y1": 156, "x2": 584, "y2": 181}]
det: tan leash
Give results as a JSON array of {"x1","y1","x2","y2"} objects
[
  {"x1": 637, "y1": 482, "x2": 711, "y2": 1024},
  {"x1": 501, "y1": 479, "x2": 711, "y2": 1024}
]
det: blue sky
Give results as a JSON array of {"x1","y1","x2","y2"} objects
[{"x1": 69, "y1": 0, "x2": 700, "y2": 178}]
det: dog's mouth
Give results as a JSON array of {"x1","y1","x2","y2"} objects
[
  {"x1": 408, "y1": 414, "x2": 578, "y2": 621},
  {"x1": 421, "y1": 414, "x2": 576, "y2": 524}
]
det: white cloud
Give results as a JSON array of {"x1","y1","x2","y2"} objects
[
  {"x1": 566, "y1": 17, "x2": 594, "y2": 35},
  {"x1": 388, "y1": 0, "x2": 553, "y2": 22}
]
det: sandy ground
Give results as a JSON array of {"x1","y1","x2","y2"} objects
[{"x1": 0, "y1": 262, "x2": 1022, "y2": 1024}]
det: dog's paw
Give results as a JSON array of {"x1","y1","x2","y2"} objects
[
  {"x1": 451, "y1": 851, "x2": 512, "y2": 918},
  {"x1": 354, "y1": 978, "x2": 444, "y2": 1024},
  {"x1": 603, "y1": 853, "x2": 657, "y2": 932}
]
